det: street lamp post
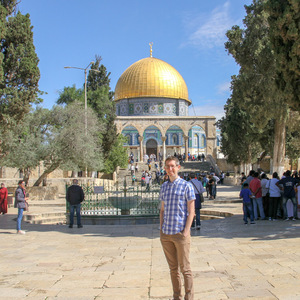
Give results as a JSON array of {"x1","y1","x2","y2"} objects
[{"x1": 64, "y1": 61, "x2": 95, "y2": 178}]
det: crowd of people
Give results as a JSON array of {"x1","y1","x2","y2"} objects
[{"x1": 240, "y1": 170, "x2": 300, "y2": 224}]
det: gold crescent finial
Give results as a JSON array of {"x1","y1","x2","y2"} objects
[{"x1": 149, "y1": 42, "x2": 153, "y2": 57}]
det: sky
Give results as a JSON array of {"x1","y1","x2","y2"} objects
[{"x1": 18, "y1": 0, "x2": 253, "y2": 121}]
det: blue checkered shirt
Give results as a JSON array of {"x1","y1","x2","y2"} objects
[{"x1": 160, "y1": 177, "x2": 195, "y2": 235}]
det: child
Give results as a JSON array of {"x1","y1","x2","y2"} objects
[{"x1": 240, "y1": 183, "x2": 255, "y2": 224}]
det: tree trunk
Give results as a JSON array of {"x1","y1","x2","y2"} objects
[
  {"x1": 23, "y1": 168, "x2": 31, "y2": 186},
  {"x1": 33, "y1": 162, "x2": 60, "y2": 186},
  {"x1": 271, "y1": 114, "x2": 287, "y2": 176}
]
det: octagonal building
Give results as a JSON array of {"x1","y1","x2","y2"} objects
[{"x1": 114, "y1": 47, "x2": 217, "y2": 162}]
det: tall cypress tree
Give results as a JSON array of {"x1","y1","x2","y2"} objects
[
  {"x1": 87, "y1": 56, "x2": 118, "y2": 161},
  {"x1": 266, "y1": 0, "x2": 300, "y2": 111},
  {"x1": 225, "y1": 0, "x2": 289, "y2": 174},
  {"x1": 0, "y1": 0, "x2": 40, "y2": 130}
]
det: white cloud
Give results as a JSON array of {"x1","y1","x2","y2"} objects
[
  {"x1": 182, "y1": 1, "x2": 233, "y2": 49},
  {"x1": 189, "y1": 103, "x2": 225, "y2": 121},
  {"x1": 217, "y1": 81, "x2": 231, "y2": 95}
]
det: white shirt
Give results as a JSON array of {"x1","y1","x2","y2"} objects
[
  {"x1": 261, "y1": 178, "x2": 269, "y2": 196},
  {"x1": 269, "y1": 178, "x2": 280, "y2": 197},
  {"x1": 145, "y1": 175, "x2": 151, "y2": 184}
]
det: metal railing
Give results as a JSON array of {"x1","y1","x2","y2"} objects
[{"x1": 66, "y1": 183, "x2": 161, "y2": 217}]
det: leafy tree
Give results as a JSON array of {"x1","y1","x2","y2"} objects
[
  {"x1": 0, "y1": 107, "x2": 51, "y2": 184},
  {"x1": 103, "y1": 134, "x2": 128, "y2": 173},
  {"x1": 33, "y1": 102, "x2": 103, "y2": 186},
  {"x1": 0, "y1": 103, "x2": 103, "y2": 185},
  {"x1": 286, "y1": 111, "x2": 300, "y2": 160},
  {"x1": 266, "y1": 0, "x2": 300, "y2": 111},
  {"x1": 87, "y1": 55, "x2": 111, "y2": 92},
  {"x1": 224, "y1": 0, "x2": 289, "y2": 174},
  {"x1": 217, "y1": 75, "x2": 273, "y2": 169},
  {"x1": 0, "y1": 0, "x2": 41, "y2": 130},
  {"x1": 86, "y1": 56, "x2": 118, "y2": 163},
  {"x1": 57, "y1": 55, "x2": 127, "y2": 173},
  {"x1": 57, "y1": 84, "x2": 83, "y2": 105}
]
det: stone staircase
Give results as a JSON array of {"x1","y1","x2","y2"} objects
[
  {"x1": 24, "y1": 211, "x2": 67, "y2": 225},
  {"x1": 179, "y1": 161, "x2": 212, "y2": 174},
  {"x1": 117, "y1": 161, "x2": 214, "y2": 184},
  {"x1": 23, "y1": 198, "x2": 67, "y2": 225}
]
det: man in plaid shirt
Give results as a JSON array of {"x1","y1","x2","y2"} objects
[{"x1": 160, "y1": 156, "x2": 195, "y2": 300}]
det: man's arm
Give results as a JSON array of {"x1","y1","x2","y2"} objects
[
  {"x1": 160, "y1": 201, "x2": 165, "y2": 230},
  {"x1": 183, "y1": 200, "x2": 195, "y2": 237}
]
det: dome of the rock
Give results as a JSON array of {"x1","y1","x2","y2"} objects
[{"x1": 114, "y1": 57, "x2": 190, "y2": 103}]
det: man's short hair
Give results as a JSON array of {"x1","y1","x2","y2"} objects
[
  {"x1": 253, "y1": 172, "x2": 259, "y2": 178},
  {"x1": 73, "y1": 179, "x2": 79, "y2": 185},
  {"x1": 18, "y1": 180, "x2": 24, "y2": 185},
  {"x1": 165, "y1": 156, "x2": 180, "y2": 166},
  {"x1": 285, "y1": 170, "x2": 291, "y2": 176},
  {"x1": 249, "y1": 170, "x2": 255, "y2": 176},
  {"x1": 243, "y1": 182, "x2": 249, "y2": 187}
]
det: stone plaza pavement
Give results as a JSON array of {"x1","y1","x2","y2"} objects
[{"x1": 0, "y1": 185, "x2": 299, "y2": 300}]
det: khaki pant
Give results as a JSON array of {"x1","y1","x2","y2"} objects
[{"x1": 160, "y1": 231, "x2": 194, "y2": 300}]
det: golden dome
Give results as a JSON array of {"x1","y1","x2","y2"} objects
[{"x1": 114, "y1": 57, "x2": 190, "y2": 103}]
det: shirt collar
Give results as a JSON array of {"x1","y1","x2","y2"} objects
[{"x1": 168, "y1": 176, "x2": 181, "y2": 185}]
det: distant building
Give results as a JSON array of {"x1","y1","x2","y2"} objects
[{"x1": 114, "y1": 46, "x2": 218, "y2": 161}]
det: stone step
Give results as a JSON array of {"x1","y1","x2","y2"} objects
[
  {"x1": 29, "y1": 202, "x2": 65, "y2": 207},
  {"x1": 24, "y1": 212, "x2": 67, "y2": 225},
  {"x1": 201, "y1": 210, "x2": 234, "y2": 218}
]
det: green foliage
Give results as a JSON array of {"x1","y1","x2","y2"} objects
[
  {"x1": 57, "y1": 55, "x2": 125, "y2": 173},
  {"x1": 216, "y1": 79, "x2": 268, "y2": 165},
  {"x1": 57, "y1": 84, "x2": 83, "y2": 105},
  {"x1": 286, "y1": 111, "x2": 300, "y2": 160},
  {"x1": 103, "y1": 134, "x2": 128, "y2": 173},
  {"x1": 0, "y1": 107, "x2": 50, "y2": 171},
  {"x1": 0, "y1": 2, "x2": 41, "y2": 129},
  {"x1": 266, "y1": 0, "x2": 300, "y2": 111},
  {"x1": 0, "y1": 103, "x2": 104, "y2": 185},
  {"x1": 221, "y1": 0, "x2": 296, "y2": 168},
  {"x1": 87, "y1": 55, "x2": 111, "y2": 92}
]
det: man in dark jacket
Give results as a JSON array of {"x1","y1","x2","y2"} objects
[
  {"x1": 276, "y1": 170, "x2": 300, "y2": 220},
  {"x1": 66, "y1": 179, "x2": 85, "y2": 228}
]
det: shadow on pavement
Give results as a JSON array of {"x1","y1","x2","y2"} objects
[{"x1": 1, "y1": 211, "x2": 299, "y2": 241}]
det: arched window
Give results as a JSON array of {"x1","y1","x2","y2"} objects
[
  {"x1": 194, "y1": 134, "x2": 198, "y2": 147},
  {"x1": 172, "y1": 134, "x2": 178, "y2": 145}
]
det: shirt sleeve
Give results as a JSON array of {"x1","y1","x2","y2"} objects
[
  {"x1": 159, "y1": 184, "x2": 165, "y2": 202},
  {"x1": 186, "y1": 182, "x2": 196, "y2": 201}
]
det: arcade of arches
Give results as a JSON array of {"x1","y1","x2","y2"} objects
[{"x1": 115, "y1": 115, "x2": 217, "y2": 162}]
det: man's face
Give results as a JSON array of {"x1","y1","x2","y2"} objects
[{"x1": 165, "y1": 160, "x2": 180, "y2": 178}]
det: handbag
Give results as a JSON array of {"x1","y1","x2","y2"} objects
[
  {"x1": 190, "y1": 181, "x2": 204, "y2": 203},
  {"x1": 24, "y1": 201, "x2": 29, "y2": 212}
]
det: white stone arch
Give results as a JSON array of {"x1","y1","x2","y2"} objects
[
  {"x1": 118, "y1": 122, "x2": 144, "y2": 138},
  {"x1": 165, "y1": 125, "x2": 185, "y2": 146},
  {"x1": 121, "y1": 125, "x2": 140, "y2": 146}
]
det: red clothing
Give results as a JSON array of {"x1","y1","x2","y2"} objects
[
  {"x1": 249, "y1": 178, "x2": 262, "y2": 198},
  {"x1": 0, "y1": 187, "x2": 8, "y2": 214}
]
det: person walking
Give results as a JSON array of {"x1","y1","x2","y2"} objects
[
  {"x1": 189, "y1": 173, "x2": 205, "y2": 230},
  {"x1": 14, "y1": 180, "x2": 28, "y2": 234},
  {"x1": 0, "y1": 183, "x2": 8, "y2": 214},
  {"x1": 66, "y1": 179, "x2": 85, "y2": 228},
  {"x1": 145, "y1": 172, "x2": 152, "y2": 192},
  {"x1": 160, "y1": 156, "x2": 195, "y2": 300}
]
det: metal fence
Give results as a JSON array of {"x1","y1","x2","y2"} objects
[{"x1": 66, "y1": 183, "x2": 161, "y2": 217}]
